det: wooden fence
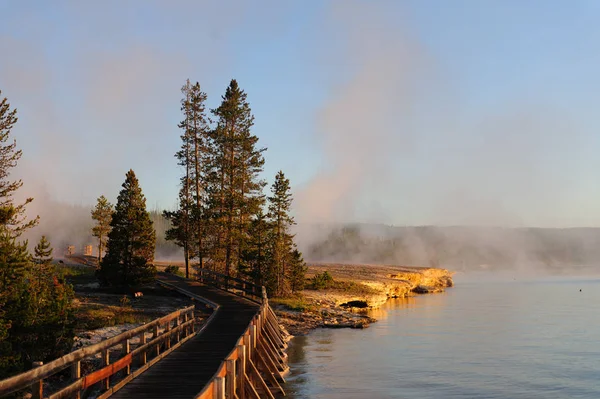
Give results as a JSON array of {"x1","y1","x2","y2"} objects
[
  {"x1": 0, "y1": 305, "x2": 199, "y2": 399},
  {"x1": 196, "y1": 269, "x2": 263, "y2": 303},
  {"x1": 0, "y1": 270, "x2": 290, "y2": 399},
  {"x1": 194, "y1": 303, "x2": 289, "y2": 399},
  {"x1": 191, "y1": 268, "x2": 290, "y2": 399}
]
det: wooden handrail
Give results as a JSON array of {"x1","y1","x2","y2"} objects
[
  {"x1": 161, "y1": 271, "x2": 288, "y2": 398},
  {"x1": 196, "y1": 268, "x2": 263, "y2": 303},
  {"x1": 1, "y1": 270, "x2": 287, "y2": 399},
  {"x1": 194, "y1": 303, "x2": 288, "y2": 399},
  {"x1": 157, "y1": 279, "x2": 220, "y2": 310},
  {"x1": 0, "y1": 305, "x2": 196, "y2": 398},
  {"x1": 198, "y1": 269, "x2": 261, "y2": 290}
]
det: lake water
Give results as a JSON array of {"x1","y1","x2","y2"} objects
[{"x1": 285, "y1": 274, "x2": 600, "y2": 398}]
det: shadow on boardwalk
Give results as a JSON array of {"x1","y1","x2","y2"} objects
[{"x1": 111, "y1": 273, "x2": 260, "y2": 399}]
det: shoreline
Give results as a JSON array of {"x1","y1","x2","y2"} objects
[{"x1": 273, "y1": 263, "x2": 454, "y2": 335}]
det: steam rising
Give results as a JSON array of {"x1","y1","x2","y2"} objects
[
  {"x1": 296, "y1": 2, "x2": 425, "y2": 223},
  {"x1": 0, "y1": 2, "x2": 597, "y2": 270},
  {"x1": 295, "y1": 1, "x2": 586, "y2": 228}
]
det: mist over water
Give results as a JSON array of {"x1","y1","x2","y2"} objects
[{"x1": 295, "y1": 224, "x2": 600, "y2": 277}]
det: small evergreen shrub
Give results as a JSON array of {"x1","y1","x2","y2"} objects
[{"x1": 165, "y1": 265, "x2": 184, "y2": 276}]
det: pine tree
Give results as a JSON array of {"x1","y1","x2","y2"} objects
[
  {"x1": 187, "y1": 81, "x2": 211, "y2": 271},
  {"x1": 91, "y1": 195, "x2": 113, "y2": 263},
  {"x1": 99, "y1": 170, "x2": 156, "y2": 287},
  {"x1": 0, "y1": 232, "x2": 31, "y2": 377},
  {"x1": 33, "y1": 235, "x2": 53, "y2": 264},
  {"x1": 21, "y1": 236, "x2": 74, "y2": 366},
  {"x1": 0, "y1": 90, "x2": 73, "y2": 377},
  {"x1": 268, "y1": 171, "x2": 295, "y2": 296},
  {"x1": 288, "y1": 247, "x2": 307, "y2": 293},
  {"x1": 0, "y1": 92, "x2": 38, "y2": 238},
  {"x1": 165, "y1": 80, "x2": 212, "y2": 278},
  {"x1": 239, "y1": 210, "x2": 272, "y2": 286},
  {"x1": 210, "y1": 79, "x2": 266, "y2": 277},
  {"x1": 0, "y1": 90, "x2": 38, "y2": 376}
]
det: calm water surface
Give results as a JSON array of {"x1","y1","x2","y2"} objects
[{"x1": 286, "y1": 275, "x2": 600, "y2": 398}]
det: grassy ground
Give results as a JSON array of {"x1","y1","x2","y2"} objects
[
  {"x1": 74, "y1": 302, "x2": 156, "y2": 331},
  {"x1": 306, "y1": 272, "x2": 380, "y2": 295},
  {"x1": 57, "y1": 263, "x2": 97, "y2": 285},
  {"x1": 57, "y1": 263, "x2": 197, "y2": 332},
  {"x1": 270, "y1": 296, "x2": 318, "y2": 312}
]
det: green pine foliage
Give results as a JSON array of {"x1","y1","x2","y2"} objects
[
  {"x1": 0, "y1": 91, "x2": 75, "y2": 378},
  {"x1": 33, "y1": 235, "x2": 53, "y2": 264},
  {"x1": 91, "y1": 195, "x2": 113, "y2": 263},
  {"x1": 13, "y1": 236, "x2": 75, "y2": 372},
  {"x1": 98, "y1": 170, "x2": 156, "y2": 287},
  {"x1": 239, "y1": 210, "x2": 272, "y2": 285},
  {"x1": 164, "y1": 80, "x2": 212, "y2": 278},
  {"x1": 160, "y1": 80, "x2": 307, "y2": 296},
  {"x1": 288, "y1": 248, "x2": 307, "y2": 292},
  {"x1": 209, "y1": 79, "x2": 266, "y2": 277},
  {"x1": 266, "y1": 171, "x2": 304, "y2": 296}
]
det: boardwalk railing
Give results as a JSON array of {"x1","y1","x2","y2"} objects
[
  {"x1": 0, "y1": 306, "x2": 197, "y2": 399},
  {"x1": 191, "y1": 268, "x2": 290, "y2": 399},
  {"x1": 196, "y1": 269, "x2": 263, "y2": 302},
  {"x1": 194, "y1": 303, "x2": 289, "y2": 399}
]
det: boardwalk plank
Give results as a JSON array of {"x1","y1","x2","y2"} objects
[{"x1": 111, "y1": 273, "x2": 260, "y2": 399}]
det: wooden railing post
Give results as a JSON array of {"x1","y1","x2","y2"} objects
[
  {"x1": 184, "y1": 312, "x2": 189, "y2": 337},
  {"x1": 215, "y1": 376, "x2": 225, "y2": 399},
  {"x1": 102, "y1": 340, "x2": 110, "y2": 390},
  {"x1": 236, "y1": 344, "x2": 246, "y2": 398},
  {"x1": 244, "y1": 333, "x2": 252, "y2": 361},
  {"x1": 226, "y1": 359, "x2": 236, "y2": 398},
  {"x1": 125, "y1": 339, "x2": 131, "y2": 375},
  {"x1": 154, "y1": 324, "x2": 160, "y2": 356},
  {"x1": 262, "y1": 286, "x2": 268, "y2": 305},
  {"x1": 72, "y1": 360, "x2": 81, "y2": 399},
  {"x1": 190, "y1": 309, "x2": 195, "y2": 334},
  {"x1": 140, "y1": 331, "x2": 147, "y2": 365},
  {"x1": 251, "y1": 324, "x2": 257, "y2": 353},
  {"x1": 165, "y1": 319, "x2": 172, "y2": 350},
  {"x1": 30, "y1": 361, "x2": 43, "y2": 399}
]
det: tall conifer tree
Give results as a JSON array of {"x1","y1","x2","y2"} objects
[
  {"x1": 91, "y1": 195, "x2": 113, "y2": 263},
  {"x1": 0, "y1": 90, "x2": 74, "y2": 377},
  {"x1": 239, "y1": 210, "x2": 272, "y2": 286},
  {"x1": 267, "y1": 171, "x2": 305, "y2": 296},
  {"x1": 165, "y1": 80, "x2": 211, "y2": 277},
  {"x1": 0, "y1": 90, "x2": 38, "y2": 376},
  {"x1": 210, "y1": 79, "x2": 266, "y2": 276},
  {"x1": 99, "y1": 170, "x2": 156, "y2": 287}
]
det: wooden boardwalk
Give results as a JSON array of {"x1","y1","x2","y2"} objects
[{"x1": 111, "y1": 273, "x2": 261, "y2": 399}]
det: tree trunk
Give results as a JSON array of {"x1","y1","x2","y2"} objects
[
  {"x1": 184, "y1": 243, "x2": 189, "y2": 279},
  {"x1": 194, "y1": 118, "x2": 204, "y2": 270}
]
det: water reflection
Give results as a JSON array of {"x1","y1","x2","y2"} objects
[
  {"x1": 367, "y1": 296, "x2": 417, "y2": 320},
  {"x1": 285, "y1": 280, "x2": 600, "y2": 399}
]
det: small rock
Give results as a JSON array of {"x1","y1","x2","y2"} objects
[{"x1": 412, "y1": 285, "x2": 433, "y2": 294}]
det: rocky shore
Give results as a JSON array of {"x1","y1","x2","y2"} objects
[{"x1": 273, "y1": 263, "x2": 454, "y2": 335}]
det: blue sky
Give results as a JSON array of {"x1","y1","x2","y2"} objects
[{"x1": 1, "y1": 1, "x2": 600, "y2": 227}]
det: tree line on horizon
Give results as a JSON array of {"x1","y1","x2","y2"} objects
[{"x1": 93, "y1": 79, "x2": 306, "y2": 297}]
